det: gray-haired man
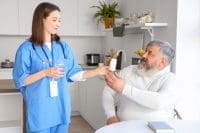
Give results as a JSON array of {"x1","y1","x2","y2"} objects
[{"x1": 103, "y1": 40, "x2": 178, "y2": 125}]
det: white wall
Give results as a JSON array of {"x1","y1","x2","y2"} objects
[
  {"x1": 0, "y1": 36, "x2": 103, "y2": 64},
  {"x1": 102, "y1": 33, "x2": 143, "y2": 66},
  {"x1": 106, "y1": 0, "x2": 200, "y2": 120},
  {"x1": 104, "y1": 0, "x2": 177, "y2": 69},
  {"x1": 176, "y1": 0, "x2": 200, "y2": 120},
  {"x1": 118, "y1": 0, "x2": 177, "y2": 44}
]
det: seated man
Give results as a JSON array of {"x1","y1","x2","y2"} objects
[{"x1": 103, "y1": 40, "x2": 178, "y2": 125}]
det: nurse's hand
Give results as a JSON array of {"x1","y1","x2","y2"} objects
[
  {"x1": 95, "y1": 66, "x2": 110, "y2": 76},
  {"x1": 82, "y1": 66, "x2": 109, "y2": 79},
  {"x1": 44, "y1": 67, "x2": 65, "y2": 79}
]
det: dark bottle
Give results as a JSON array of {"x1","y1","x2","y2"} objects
[{"x1": 116, "y1": 51, "x2": 122, "y2": 70}]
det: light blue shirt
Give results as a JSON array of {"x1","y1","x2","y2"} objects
[{"x1": 12, "y1": 40, "x2": 82, "y2": 132}]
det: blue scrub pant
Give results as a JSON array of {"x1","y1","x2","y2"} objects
[{"x1": 28, "y1": 124, "x2": 69, "y2": 133}]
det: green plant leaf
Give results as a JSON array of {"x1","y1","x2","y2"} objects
[{"x1": 91, "y1": 1, "x2": 120, "y2": 25}]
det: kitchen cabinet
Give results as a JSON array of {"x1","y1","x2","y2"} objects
[
  {"x1": 0, "y1": 79, "x2": 23, "y2": 133},
  {"x1": 18, "y1": 0, "x2": 78, "y2": 35},
  {"x1": 18, "y1": 0, "x2": 38, "y2": 35},
  {"x1": 79, "y1": 76, "x2": 107, "y2": 130},
  {"x1": 0, "y1": 120, "x2": 22, "y2": 133},
  {"x1": 0, "y1": 0, "x2": 103, "y2": 36},
  {"x1": 79, "y1": 81, "x2": 87, "y2": 118},
  {"x1": 55, "y1": 0, "x2": 78, "y2": 36},
  {"x1": 0, "y1": 69, "x2": 12, "y2": 80},
  {"x1": 0, "y1": 0, "x2": 19, "y2": 35},
  {"x1": 77, "y1": 0, "x2": 104, "y2": 36},
  {"x1": 68, "y1": 82, "x2": 80, "y2": 114}
]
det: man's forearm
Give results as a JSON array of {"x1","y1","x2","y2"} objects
[{"x1": 122, "y1": 83, "x2": 177, "y2": 109}]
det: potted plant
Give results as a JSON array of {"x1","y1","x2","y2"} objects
[{"x1": 91, "y1": 1, "x2": 120, "y2": 29}]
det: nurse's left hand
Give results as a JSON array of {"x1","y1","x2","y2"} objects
[{"x1": 44, "y1": 67, "x2": 65, "y2": 79}]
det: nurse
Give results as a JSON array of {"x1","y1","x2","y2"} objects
[{"x1": 13, "y1": 2, "x2": 109, "y2": 133}]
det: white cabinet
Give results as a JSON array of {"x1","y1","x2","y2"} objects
[
  {"x1": 0, "y1": 93, "x2": 23, "y2": 133},
  {"x1": 18, "y1": 0, "x2": 78, "y2": 35},
  {"x1": 79, "y1": 77, "x2": 106, "y2": 130},
  {"x1": 53, "y1": 0, "x2": 78, "y2": 36},
  {"x1": 68, "y1": 82, "x2": 79, "y2": 113},
  {"x1": 79, "y1": 81, "x2": 87, "y2": 117},
  {"x1": 0, "y1": 69, "x2": 12, "y2": 80},
  {"x1": 1, "y1": 0, "x2": 103, "y2": 36},
  {"x1": 0, "y1": 0, "x2": 19, "y2": 35},
  {"x1": 18, "y1": 0, "x2": 39, "y2": 35},
  {"x1": 77, "y1": 0, "x2": 104, "y2": 36}
]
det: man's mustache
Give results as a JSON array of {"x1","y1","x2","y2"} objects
[{"x1": 140, "y1": 58, "x2": 147, "y2": 63}]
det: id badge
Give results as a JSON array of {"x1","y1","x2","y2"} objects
[{"x1": 50, "y1": 80, "x2": 58, "y2": 97}]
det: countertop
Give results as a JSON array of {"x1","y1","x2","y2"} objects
[
  {"x1": 0, "y1": 79, "x2": 19, "y2": 93},
  {"x1": 79, "y1": 64, "x2": 98, "y2": 70},
  {"x1": 0, "y1": 64, "x2": 98, "y2": 80}
]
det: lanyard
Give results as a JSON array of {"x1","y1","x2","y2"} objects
[
  {"x1": 32, "y1": 41, "x2": 66, "y2": 66},
  {"x1": 41, "y1": 45, "x2": 54, "y2": 67}
]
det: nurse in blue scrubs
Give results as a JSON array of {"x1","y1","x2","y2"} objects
[{"x1": 12, "y1": 2, "x2": 109, "y2": 133}]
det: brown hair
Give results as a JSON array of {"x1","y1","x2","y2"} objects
[{"x1": 30, "y1": 2, "x2": 60, "y2": 45}]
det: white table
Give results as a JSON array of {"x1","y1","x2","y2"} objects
[{"x1": 95, "y1": 120, "x2": 200, "y2": 133}]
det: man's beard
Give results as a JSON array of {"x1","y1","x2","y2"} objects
[{"x1": 138, "y1": 58, "x2": 156, "y2": 72}]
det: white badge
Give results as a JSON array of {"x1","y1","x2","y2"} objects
[{"x1": 50, "y1": 80, "x2": 58, "y2": 97}]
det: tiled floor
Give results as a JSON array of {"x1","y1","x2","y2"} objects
[{"x1": 69, "y1": 116, "x2": 94, "y2": 133}]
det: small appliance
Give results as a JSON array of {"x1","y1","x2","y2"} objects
[
  {"x1": 86, "y1": 53, "x2": 100, "y2": 66},
  {"x1": 1, "y1": 59, "x2": 14, "y2": 68}
]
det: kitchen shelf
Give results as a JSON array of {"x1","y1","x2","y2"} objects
[
  {"x1": 104, "y1": 22, "x2": 168, "y2": 42},
  {"x1": 104, "y1": 23, "x2": 168, "y2": 31}
]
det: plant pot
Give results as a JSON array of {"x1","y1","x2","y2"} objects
[{"x1": 104, "y1": 17, "x2": 115, "y2": 29}]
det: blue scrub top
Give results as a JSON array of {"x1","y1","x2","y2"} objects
[{"x1": 12, "y1": 40, "x2": 82, "y2": 132}]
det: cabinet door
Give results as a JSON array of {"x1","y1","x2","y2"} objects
[
  {"x1": 53, "y1": 0, "x2": 78, "y2": 36},
  {"x1": 0, "y1": 0, "x2": 19, "y2": 34},
  {"x1": 79, "y1": 81, "x2": 87, "y2": 117},
  {"x1": 78, "y1": 0, "x2": 104, "y2": 36},
  {"x1": 18, "y1": 0, "x2": 43, "y2": 35},
  {"x1": 79, "y1": 77, "x2": 106, "y2": 129},
  {"x1": 68, "y1": 82, "x2": 79, "y2": 112},
  {"x1": 18, "y1": 0, "x2": 77, "y2": 35}
]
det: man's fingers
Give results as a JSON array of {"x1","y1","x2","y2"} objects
[
  {"x1": 105, "y1": 76, "x2": 113, "y2": 88},
  {"x1": 105, "y1": 77, "x2": 112, "y2": 86},
  {"x1": 113, "y1": 72, "x2": 120, "y2": 79},
  {"x1": 106, "y1": 81, "x2": 113, "y2": 88},
  {"x1": 105, "y1": 72, "x2": 113, "y2": 83},
  {"x1": 107, "y1": 71, "x2": 117, "y2": 80}
]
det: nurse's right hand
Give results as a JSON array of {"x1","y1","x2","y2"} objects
[{"x1": 44, "y1": 67, "x2": 65, "y2": 79}]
